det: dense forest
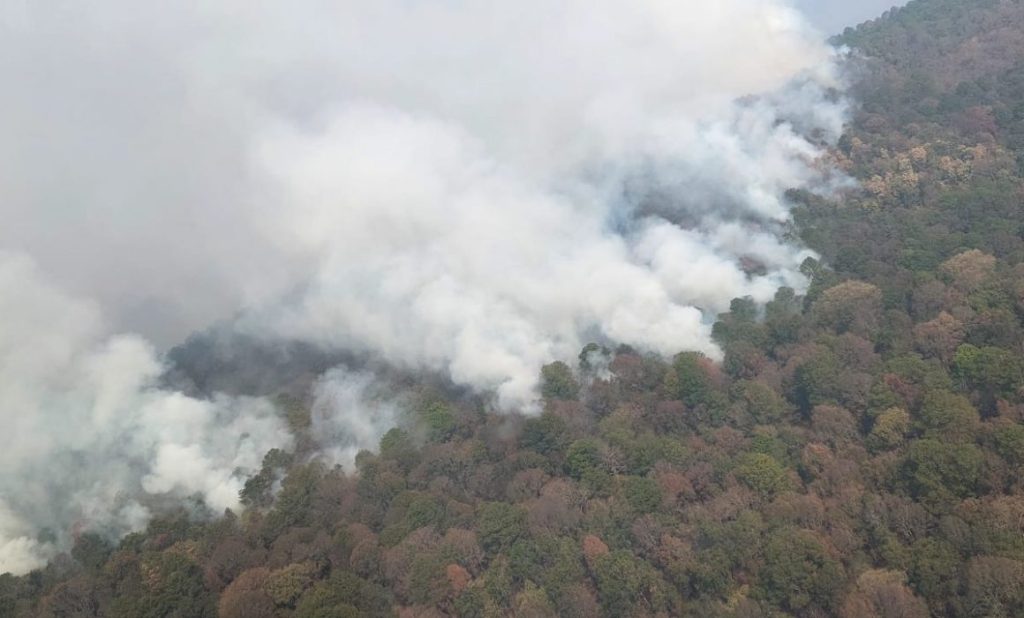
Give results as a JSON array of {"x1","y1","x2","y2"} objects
[{"x1": 10, "y1": 0, "x2": 1024, "y2": 616}]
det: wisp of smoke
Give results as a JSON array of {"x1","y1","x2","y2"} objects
[
  {"x1": 311, "y1": 370, "x2": 403, "y2": 471},
  {"x1": 0, "y1": 0, "x2": 847, "y2": 573}
]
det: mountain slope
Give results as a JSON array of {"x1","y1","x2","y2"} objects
[{"x1": 9, "y1": 1, "x2": 1024, "y2": 616}]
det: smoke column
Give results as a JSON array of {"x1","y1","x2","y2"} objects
[{"x1": 0, "y1": 0, "x2": 846, "y2": 573}]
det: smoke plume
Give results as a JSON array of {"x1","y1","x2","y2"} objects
[
  {"x1": 239, "y1": 0, "x2": 845, "y2": 406},
  {"x1": 0, "y1": 254, "x2": 289, "y2": 574},
  {"x1": 0, "y1": 0, "x2": 847, "y2": 573}
]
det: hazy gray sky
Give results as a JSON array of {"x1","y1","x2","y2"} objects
[{"x1": 796, "y1": 0, "x2": 908, "y2": 34}]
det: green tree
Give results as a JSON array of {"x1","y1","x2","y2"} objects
[
  {"x1": 734, "y1": 452, "x2": 791, "y2": 497},
  {"x1": 240, "y1": 448, "x2": 294, "y2": 508},
  {"x1": 108, "y1": 553, "x2": 215, "y2": 618},
  {"x1": 909, "y1": 538, "x2": 960, "y2": 605},
  {"x1": 261, "y1": 463, "x2": 323, "y2": 537},
  {"x1": 293, "y1": 571, "x2": 391, "y2": 618},
  {"x1": 541, "y1": 361, "x2": 580, "y2": 400},
  {"x1": 759, "y1": 528, "x2": 843, "y2": 613},
  {"x1": 712, "y1": 296, "x2": 769, "y2": 349},
  {"x1": 592, "y1": 550, "x2": 674, "y2": 616},
  {"x1": 671, "y1": 352, "x2": 715, "y2": 407},
  {"x1": 623, "y1": 476, "x2": 662, "y2": 514},
  {"x1": 476, "y1": 502, "x2": 527, "y2": 554},
  {"x1": 954, "y1": 344, "x2": 1024, "y2": 412},
  {"x1": 71, "y1": 533, "x2": 112, "y2": 572},
  {"x1": 993, "y1": 422, "x2": 1024, "y2": 465},
  {"x1": 915, "y1": 390, "x2": 979, "y2": 441},
  {"x1": 868, "y1": 407, "x2": 912, "y2": 451},
  {"x1": 522, "y1": 412, "x2": 570, "y2": 455},
  {"x1": 730, "y1": 380, "x2": 791, "y2": 426},
  {"x1": 812, "y1": 280, "x2": 884, "y2": 338},
  {"x1": 421, "y1": 400, "x2": 456, "y2": 442},
  {"x1": 903, "y1": 438, "x2": 983, "y2": 504},
  {"x1": 791, "y1": 350, "x2": 842, "y2": 414},
  {"x1": 565, "y1": 438, "x2": 611, "y2": 491},
  {"x1": 379, "y1": 428, "x2": 419, "y2": 471}
]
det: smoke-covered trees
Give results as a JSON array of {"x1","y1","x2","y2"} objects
[
  {"x1": 12, "y1": 0, "x2": 1024, "y2": 616},
  {"x1": 9, "y1": 294, "x2": 1024, "y2": 618}
]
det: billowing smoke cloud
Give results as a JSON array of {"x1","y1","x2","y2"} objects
[
  {"x1": 239, "y1": 1, "x2": 844, "y2": 406},
  {"x1": 0, "y1": 254, "x2": 290, "y2": 574},
  {"x1": 0, "y1": 0, "x2": 847, "y2": 573},
  {"x1": 0, "y1": 0, "x2": 841, "y2": 348}
]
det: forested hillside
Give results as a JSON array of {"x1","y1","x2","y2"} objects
[{"x1": 8, "y1": 0, "x2": 1024, "y2": 616}]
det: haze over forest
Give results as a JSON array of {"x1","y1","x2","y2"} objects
[
  {"x1": 8, "y1": 0, "x2": 1024, "y2": 617},
  {"x1": 0, "y1": 0, "x2": 844, "y2": 573}
]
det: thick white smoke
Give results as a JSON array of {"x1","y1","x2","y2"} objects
[
  {"x1": 241, "y1": 1, "x2": 844, "y2": 406},
  {"x1": 0, "y1": 254, "x2": 290, "y2": 574},
  {"x1": 250, "y1": 105, "x2": 815, "y2": 407},
  {"x1": 0, "y1": 0, "x2": 847, "y2": 573}
]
